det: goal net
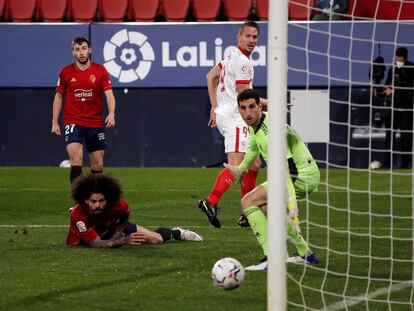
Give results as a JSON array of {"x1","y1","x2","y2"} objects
[{"x1": 282, "y1": 1, "x2": 414, "y2": 309}]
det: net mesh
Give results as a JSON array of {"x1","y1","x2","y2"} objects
[{"x1": 286, "y1": 1, "x2": 414, "y2": 309}]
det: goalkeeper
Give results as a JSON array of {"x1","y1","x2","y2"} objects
[{"x1": 224, "y1": 89, "x2": 320, "y2": 264}]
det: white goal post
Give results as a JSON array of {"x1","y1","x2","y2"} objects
[
  {"x1": 267, "y1": 0, "x2": 288, "y2": 310},
  {"x1": 268, "y1": 1, "x2": 414, "y2": 310}
]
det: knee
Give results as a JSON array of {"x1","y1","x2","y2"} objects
[
  {"x1": 152, "y1": 234, "x2": 164, "y2": 244},
  {"x1": 146, "y1": 233, "x2": 163, "y2": 245},
  {"x1": 91, "y1": 160, "x2": 103, "y2": 171},
  {"x1": 241, "y1": 192, "x2": 254, "y2": 212}
]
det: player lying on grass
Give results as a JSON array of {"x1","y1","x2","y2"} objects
[
  {"x1": 67, "y1": 173, "x2": 203, "y2": 248},
  {"x1": 224, "y1": 89, "x2": 320, "y2": 265}
]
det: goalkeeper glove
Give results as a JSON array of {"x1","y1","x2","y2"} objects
[
  {"x1": 223, "y1": 163, "x2": 247, "y2": 184},
  {"x1": 288, "y1": 201, "x2": 301, "y2": 235}
]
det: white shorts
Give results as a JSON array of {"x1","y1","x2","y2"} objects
[{"x1": 216, "y1": 113, "x2": 250, "y2": 153}]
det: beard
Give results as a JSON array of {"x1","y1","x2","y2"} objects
[{"x1": 77, "y1": 56, "x2": 89, "y2": 65}]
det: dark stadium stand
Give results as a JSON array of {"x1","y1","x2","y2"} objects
[
  {"x1": 256, "y1": 0, "x2": 269, "y2": 20},
  {"x1": 348, "y1": 0, "x2": 376, "y2": 19},
  {"x1": 376, "y1": 0, "x2": 414, "y2": 20},
  {"x1": 162, "y1": 0, "x2": 190, "y2": 21},
  {"x1": 223, "y1": 0, "x2": 252, "y2": 21},
  {"x1": 69, "y1": 0, "x2": 98, "y2": 22},
  {"x1": 38, "y1": 0, "x2": 66, "y2": 22},
  {"x1": 130, "y1": 0, "x2": 159, "y2": 21},
  {"x1": 0, "y1": 0, "x2": 5, "y2": 19},
  {"x1": 192, "y1": 0, "x2": 221, "y2": 22},
  {"x1": 2, "y1": 0, "x2": 414, "y2": 22},
  {"x1": 8, "y1": 0, "x2": 36, "y2": 22},
  {"x1": 289, "y1": 0, "x2": 314, "y2": 20},
  {"x1": 100, "y1": 0, "x2": 128, "y2": 22}
]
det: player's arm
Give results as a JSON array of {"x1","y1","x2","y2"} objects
[
  {"x1": 108, "y1": 219, "x2": 130, "y2": 239},
  {"x1": 104, "y1": 89, "x2": 116, "y2": 128},
  {"x1": 286, "y1": 161, "x2": 301, "y2": 235},
  {"x1": 224, "y1": 135, "x2": 260, "y2": 183},
  {"x1": 89, "y1": 232, "x2": 146, "y2": 248},
  {"x1": 236, "y1": 83, "x2": 250, "y2": 94},
  {"x1": 236, "y1": 83, "x2": 267, "y2": 107},
  {"x1": 206, "y1": 64, "x2": 221, "y2": 128},
  {"x1": 259, "y1": 97, "x2": 267, "y2": 107},
  {"x1": 51, "y1": 92, "x2": 63, "y2": 135}
]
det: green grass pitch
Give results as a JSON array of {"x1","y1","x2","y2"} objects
[{"x1": 0, "y1": 167, "x2": 412, "y2": 310}]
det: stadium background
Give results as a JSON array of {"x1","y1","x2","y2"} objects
[{"x1": 0, "y1": 1, "x2": 413, "y2": 168}]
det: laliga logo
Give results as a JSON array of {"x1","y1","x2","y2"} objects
[{"x1": 103, "y1": 29, "x2": 155, "y2": 83}]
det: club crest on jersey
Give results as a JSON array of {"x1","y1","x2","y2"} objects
[
  {"x1": 241, "y1": 65, "x2": 248, "y2": 73},
  {"x1": 76, "y1": 221, "x2": 87, "y2": 233},
  {"x1": 89, "y1": 75, "x2": 96, "y2": 83}
]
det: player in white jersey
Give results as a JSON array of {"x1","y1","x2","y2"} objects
[{"x1": 198, "y1": 21, "x2": 267, "y2": 228}]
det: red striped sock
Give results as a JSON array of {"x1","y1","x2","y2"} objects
[
  {"x1": 207, "y1": 168, "x2": 235, "y2": 205},
  {"x1": 241, "y1": 169, "x2": 259, "y2": 197}
]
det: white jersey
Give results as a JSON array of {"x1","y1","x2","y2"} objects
[{"x1": 215, "y1": 46, "x2": 254, "y2": 118}]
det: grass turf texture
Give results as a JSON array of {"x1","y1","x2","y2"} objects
[{"x1": 0, "y1": 167, "x2": 413, "y2": 310}]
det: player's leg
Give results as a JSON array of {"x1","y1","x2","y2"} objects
[
  {"x1": 199, "y1": 115, "x2": 255, "y2": 228},
  {"x1": 238, "y1": 157, "x2": 261, "y2": 227},
  {"x1": 242, "y1": 183, "x2": 268, "y2": 259},
  {"x1": 287, "y1": 169, "x2": 320, "y2": 263},
  {"x1": 134, "y1": 225, "x2": 203, "y2": 244},
  {"x1": 208, "y1": 151, "x2": 244, "y2": 204},
  {"x1": 89, "y1": 150, "x2": 104, "y2": 173},
  {"x1": 64, "y1": 124, "x2": 85, "y2": 184},
  {"x1": 85, "y1": 127, "x2": 106, "y2": 173},
  {"x1": 66, "y1": 142, "x2": 84, "y2": 184}
]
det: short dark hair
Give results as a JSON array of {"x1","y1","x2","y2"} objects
[
  {"x1": 72, "y1": 37, "x2": 90, "y2": 49},
  {"x1": 237, "y1": 88, "x2": 260, "y2": 106},
  {"x1": 71, "y1": 173, "x2": 122, "y2": 208},
  {"x1": 395, "y1": 47, "x2": 408, "y2": 59},
  {"x1": 240, "y1": 20, "x2": 260, "y2": 35}
]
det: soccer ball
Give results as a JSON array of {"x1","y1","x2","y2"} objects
[
  {"x1": 59, "y1": 159, "x2": 71, "y2": 168},
  {"x1": 211, "y1": 257, "x2": 245, "y2": 290}
]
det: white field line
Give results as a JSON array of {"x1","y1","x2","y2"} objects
[
  {"x1": 322, "y1": 281, "x2": 414, "y2": 311},
  {"x1": 0, "y1": 225, "x2": 412, "y2": 231},
  {"x1": 0, "y1": 188, "x2": 198, "y2": 192},
  {"x1": 0, "y1": 224, "x2": 223, "y2": 229},
  {"x1": 1, "y1": 187, "x2": 412, "y2": 194}
]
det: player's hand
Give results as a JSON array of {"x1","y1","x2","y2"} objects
[
  {"x1": 208, "y1": 108, "x2": 217, "y2": 128},
  {"x1": 127, "y1": 232, "x2": 146, "y2": 245},
  {"x1": 223, "y1": 163, "x2": 247, "y2": 184},
  {"x1": 51, "y1": 123, "x2": 61, "y2": 135},
  {"x1": 383, "y1": 87, "x2": 393, "y2": 96},
  {"x1": 288, "y1": 203, "x2": 298, "y2": 220},
  {"x1": 291, "y1": 216, "x2": 302, "y2": 235},
  {"x1": 105, "y1": 113, "x2": 115, "y2": 128}
]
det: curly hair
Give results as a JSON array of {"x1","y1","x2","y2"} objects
[{"x1": 71, "y1": 174, "x2": 123, "y2": 208}]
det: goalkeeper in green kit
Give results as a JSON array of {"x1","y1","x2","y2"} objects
[{"x1": 224, "y1": 89, "x2": 320, "y2": 266}]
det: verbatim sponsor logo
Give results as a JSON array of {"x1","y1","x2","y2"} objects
[{"x1": 74, "y1": 89, "x2": 93, "y2": 100}]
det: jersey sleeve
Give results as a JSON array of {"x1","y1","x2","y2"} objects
[
  {"x1": 233, "y1": 57, "x2": 253, "y2": 85},
  {"x1": 286, "y1": 126, "x2": 295, "y2": 160},
  {"x1": 285, "y1": 162, "x2": 297, "y2": 211},
  {"x1": 69, "y1": 215, "x2": 99, "y2": 245},
  {"x1": 55, "y1": 68, "x2": 66, "y2": 95},
  {"x1": 101, "y1": 66, "x2": 113, "y2": 91},
  {"x1": 117, "y1": 199, "x2": 131, "y2": 221},
  {"x1": 240, "y1": 128, "x2": 260, "y2": 170}
]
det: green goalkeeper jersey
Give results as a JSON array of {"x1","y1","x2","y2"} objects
[
  {"x1": 240, "y1": 112, "x2": 269, "y2": 169},
  {"x1": 240, "y1": 112, "x2": 319, "y2": 197}
]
